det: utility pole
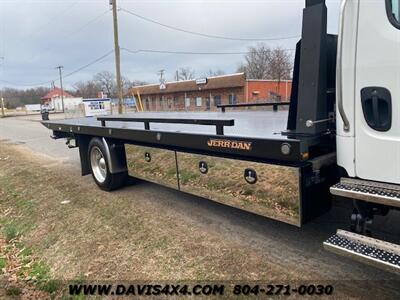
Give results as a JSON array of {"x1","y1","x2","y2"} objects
[
  {"x1": 158, "y1": 69, "x2": 165, "y2": 82},
  {"x1": 0, "y1": 97, "x2": 4, "y2": 118},
  {"x1": 56, "y1": 66, "x2": 65, "y2": 113},
  {"x1": 0, "y1": 57, "x2": 4, "y2": 118},
  {"x1": 111, "y1": 0, "x2": 123, "y2": 114}
]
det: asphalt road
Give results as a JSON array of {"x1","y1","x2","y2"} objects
[
  {"x1": 1, "y1": 114, "x2": 399, "y2": 292},
  {"x1": 0, "y1": 114, "x2": 80, "y2": 169}
]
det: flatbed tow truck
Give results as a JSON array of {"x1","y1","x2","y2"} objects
[{"x1": 42, "y1": 0, "x2": 400, "y2": 273}]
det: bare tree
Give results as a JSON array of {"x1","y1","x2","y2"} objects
[
  {"x1": 121, "y1": 77, "x2": 148, "y2": 96},
  {"x1": 205, "y1": 68, "x2": 226, "y2": 77},
  {"x1": 268, "y1": 47, "x2": 293, "y2": 81},
  {"x1": 177, "y1": 67, "x2": 195, "y2": 81},
  {"x1": 93, "y1": 71, "x2": 116, "y2": 98},
  {"x1": 73, "y1": 80, "x2": 101, "y2": 98},
  {"x1": 238, "y1": 43, "x2": 272, "y2": 79},
  {"x1": 1, "y1": 86, "x2": 51, "y2": 109},
  {"x1": 236, "y1": 63, "x2": 247, "y2": 75},
  {"x1": 237, "y1": 43, "x2": 292, "y2": 80},
  {"x1": 121, "y1": 76, "x2": 132, "y2": 96}
]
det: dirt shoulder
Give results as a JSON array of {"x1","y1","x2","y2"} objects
[{"x1": 0, "y1": 141, "x2": 399, "y2": 299}]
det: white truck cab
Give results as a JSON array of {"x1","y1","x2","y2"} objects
[
  {"x1": 327, "y1": 0, "x2": 400, "y2": 273},
  {"x1": 337, "y1": 0, "x2": 400, "y2": 184}
]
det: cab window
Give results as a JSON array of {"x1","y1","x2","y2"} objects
[{"x1": 387, "y1": 0, "x2": 400, "y2": 27}]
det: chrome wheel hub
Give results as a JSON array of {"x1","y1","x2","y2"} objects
[{"x1": 90, "y1": 146, "x2": 107, "y2": 183}]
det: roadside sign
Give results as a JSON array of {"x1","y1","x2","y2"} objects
[
  {"x1": 83, "y1": 98, "x2": 111, "y2": 117},
  {"x1": 196, "y1": 78, "x2": 207, "y2": 85}
]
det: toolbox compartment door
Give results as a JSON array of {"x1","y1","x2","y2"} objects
[
  {"x1": 125, "y1": 144, "x2": 179, "y2": 189},
  {"x1": 176, "y1": 152, "x2": 301, "y2": 226},
  {"x1": 124, "y1": 145, "x2": 331, "y2": 227}
]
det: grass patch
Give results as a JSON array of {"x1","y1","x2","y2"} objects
[
  {"x1": 5, "y1": 286, "x2": 22, "y2": 296},
  {"x1": 16, "y1": 198, "x2": 35, "y2": 211},
  {"x1": 10, "y1": 191, "x2": 20, "y2": 198},
  {"x1": 4, "y1": 223, "x2": 20, "y2": 242},
  {"x1": 72, "y1": 273, "x2": 86, "y2": 285},
  {"x1": 0, "y1": 257, "x2": 6, "y2": 271},
  {"x1": 29, "y1": 261, "x2": 51, "y2": 282},
  {"x1": 20, "y1": 247, "x2": 33, "y2": 265},
  {"x1": 20, "y1": 247, "x2": 33, "y2": 258},
  {"x1": 3, "y1": 220, "x2": 34, "y2": 242},
  {"x1": 30, "y1": 261, "x2": 60, "y2": 294},
  {"x1": 39, "y1": 279, "x2": 60, "y2": 294},
  {"x1": 144, "y1": 236, "x2": 169, "y2": 251}
]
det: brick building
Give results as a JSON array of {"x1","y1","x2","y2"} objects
[
  {"x1": 41, "y1": 87, "x2": 83, "y2": 112},
  {"x1": 129, "y1": 73, "x2": 292, "y2": 111}
]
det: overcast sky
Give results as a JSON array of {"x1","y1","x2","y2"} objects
[{"x1": 0, "y1": 0, "x2": 340, "y2": 90}]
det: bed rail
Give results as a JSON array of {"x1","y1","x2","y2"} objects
[
  {"x1": 97, "y1": 116, "x2": 235, "y2": 135},
  {"x1": 217, "y1": 101, "x2": 290, "y2": 112}
]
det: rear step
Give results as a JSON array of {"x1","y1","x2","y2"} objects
[
  {"x1": 330, "y1": 178, "x2": 400, "y2": 208},
  {"x1": 324, "y1": 229, "x2": 400, "y2": 274}
]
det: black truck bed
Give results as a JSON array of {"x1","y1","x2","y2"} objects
[
  {"x1": 47, "y1": 111, "x2": 286, "y2": 138},
  {"x1": 43, "y1": 111, "x2": 331, "y2": 164}
]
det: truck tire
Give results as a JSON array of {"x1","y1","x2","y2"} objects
[{"x1": 88, "y1": 138, "x2": 127, "y2": 191}]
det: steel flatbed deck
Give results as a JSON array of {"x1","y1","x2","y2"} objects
[{"x1": 43, "y1": 111, "x2": 332, "y2": 164}]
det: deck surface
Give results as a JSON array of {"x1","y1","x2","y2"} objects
[{"x1": 44, "y1": 111, "x2": 289, "y2": 139}]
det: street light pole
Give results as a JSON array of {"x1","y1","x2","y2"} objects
[
  {"x1": 111, "y1": 0, "x2": 123, "y2": 114},
  {"x1": 56, "y1": 66, "x2": 65, "y2": 113}
]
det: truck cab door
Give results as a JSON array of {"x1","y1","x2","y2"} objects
[{"x1": 355, "y1": 0, "x2": 400, "y2": 183}]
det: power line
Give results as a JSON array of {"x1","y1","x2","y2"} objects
[
  {"x1": 0, "y1": 50, "x2": 114, "y2": 87},
  {"x1": 1, "y1": 4, "x2": 112, "y2": 88},
  {"x1": 65, "y1": 9, "x2": 111, "y2": 40},
  {"x1": 1, "y1": 44, "x2": 295, "y2": 87},
  {"x1": 13, "y1": 1, "x2": 80, "y2": 48},
  {"x1": 33, "y1": 1, "x2": 80, "y2": 35},
  {"x1": 2, "y1": 44, "x2": 293, "y2": 87},
  {"x1": 63, "y1": 49, "x2": 114, "y2": 79},
  {"x1": 120, "y1": 7, "x2": 300, "y2": 41},
  {"x1": 122, "y1": 47, "x2": 246, "y2": 55},
  {"x1": 121, "y1": 47, "x2": 295, "y2": 55},
  {"x1": 29, "y1": 9, "x2": 111, "y2": 61}
]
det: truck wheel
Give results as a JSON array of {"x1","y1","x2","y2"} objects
[{"x1": 88, "y1": 138, "x2": 127, "y2": 191}]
